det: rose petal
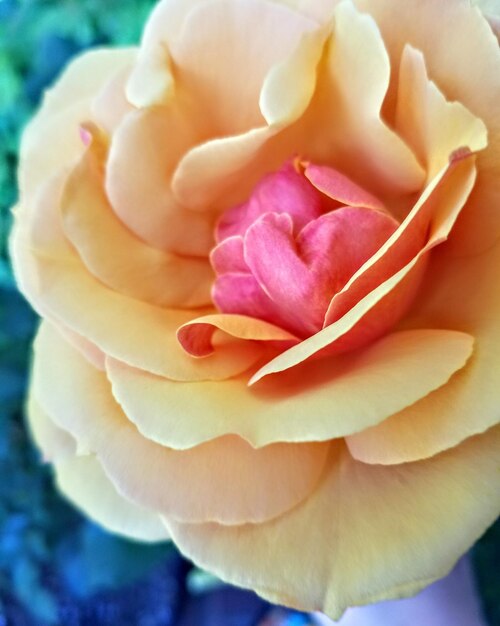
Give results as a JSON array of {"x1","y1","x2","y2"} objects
[
  {"x1": 347, "y1": 240, "x2": 500, "y2": 464},
  {"x1": 395, "y1": 45, "x2": 487, "y2": 182},
  {"x1": 26, "y1": 396, "x2": 76, "y2": 463},
  {"x1": 177, "y1": 314, "x2": 298, "y2": 358},
  {"x1": 165, "y1": 427, "x2": 500, "y2": 619},
  {"x1": 32, "y1": 322, "x2": 330, "y2": 525},
  {"x1": 55, "y1": 453, "x2": 169, "y2": 542},
  {"x1": 304, "y1": 2, "x2": 425, "y2": 196},
  {"x1": 108, "y1": 329, "x2": 473, "y2": 449},
  {"x1": 357, "y1": 0, "x2": 500, "y2": 253},
  {"x1": 105, "y1": 106, "x2": 214, "y2": 255},
  {"x1": 19, "y1": 48, "x2": 136, "y2": 205},
  {"x1": 62, "y1": 141, "x2": 213, "y2": 308},
  {"x1": 250, "y1": 154, "x2": 477, "y2": 383}
]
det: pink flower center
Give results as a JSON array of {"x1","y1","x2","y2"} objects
[{"x1": 211, "y1": 160, "x2": 400, "y2": 339}]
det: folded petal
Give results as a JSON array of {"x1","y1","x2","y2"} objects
[
  {"x1": 166, "y1": 427, "x2": 500, "y2": 620},
  {"x1": 108, "y1": 329, "x2": 473, "y2": 449},
  {"x1": 55, "y1": 454, "x2": 169, "y2": 542},
  {"x1": 26, "y1": 396, "x2": 76, "y2": 463},
  {"x1": 395, "y1": 45, "x2": 487, "y2": 181},
  {"x1": 33, "y1": 322, "x2": 330, "y2": 525},
  {"x1": 62, "y1": 141, "x2": 213, "y2": 308},
  {"x1": 105, "y1": 105, "x2": 214, "y2": 255},
  {"x1": 178, "y1": 314, "x2": 298, "y2": 358},
  {"x1": 19, "y1": 48, "x2": 136, "y2": 205},
  {"x1": 305, "y1": 2, "x2": 425, "y2": 196},
  {"x1": 347, "y1": 240, "x2": 500, "y2": 464},
  {"x1": 357, "y1": 0, "x2": 500, "y2": 253}
]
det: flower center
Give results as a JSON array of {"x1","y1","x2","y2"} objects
[{"x1": 211, "y1": 159, "x2": 400, "y2": 339}]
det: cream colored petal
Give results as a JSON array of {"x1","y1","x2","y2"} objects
[
  {"x1": 251, "y1": 156, "x2": 476, "y2": 383},
  {"x1": 26, "y1": 395, "x2": 76, "y2": 463},
  {"x1": 347, "y1": 239, "x2": 500, "y2": 464},
  {"x1": 19, "y1": 48, "x2": 136, "y2": 205},
  {"x1": 105, "y1": 106, "x2": 214, "y2": 255},
  {"x1": 305, "y1": 2, "x2": 424, "y2": 196},
  {"x1": 169, "y1": 0, "x2": 317, "y2": 135},
  {"x1": 91, "y1": 63, "x2": 135, "y2": 134},
  {"x1": 107, "y1": 329, "x2": 473, "y2": 449},
  {"x1": 356, "y1": 0, "x2": 500, "y2": 253},
  {"x1": 395, "y1": 45, "x2": 487, "y2": 181},
  {"x1": 171, "y1": 11, "x2": 327, "y2": 212},
  {"x1": 32, "y1": 322, "x2": 330, "y2": 525},
  {"x1": 62, "y1": 143, "x2": 213, "y2": 308},
  {"x1": 165, "y1": 428, "x2": 500, "y2": 620},
  {"x1": 55, "y1": 454, "x2": 169, "y2": 543},
  {"x1": 126, "y1": 43, "x2": 174, "y2": 108}
]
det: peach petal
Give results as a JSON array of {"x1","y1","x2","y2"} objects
[
  {"x1": 250, "y1": 155, "x2": 477, "y2": 384},
  {"x1": 19, "y1": 48, "x2": 136, "y2": 206},
  {"x1": 304, "y1": 163, "x2": 385, "y2": 211},
  {"x1": 26, "y1": 396, "x2": 76, "y2": 463},
  {"x1": 165, "y1": 427, "x2": 500, "y2": 619},
  {"x1": 347, "y1": 238, "x2": 500, "y2": 465},
  {"x1": 177, "y1": 314, "x2": 298, "y2": 358},
  {"x1": 32, "y1": 322, "x2": 330, "y2": 525},
  {"x1": 91, "y1": 63, "x2": 135, "y2": 134},
  {"x1": 395, "y1": 45, "x2": 487, "y2": 182},
  {"x1": 62, "y1": 142, "x2": 213, "y2": 308},
  {"x1": 108, "y1": 329, "x2": 473, "y2": 450},
  {"x1": 20, "y1": 176, "x2": 261, "y2": 381},
  {"x1": 126, "y1": 42, "x2": 174, "y2": 108},
  {"x1": 55, "y1": 454, "x2": 169, "y2": 542},
  {"x1": 305, "y1": 2, "x2": 425, "y2": 196},
  {"x1": 106, "y1": 106, "x2": 214, "y2": 255},
  {"x1": 170, "y1": 0, "x2": 317, "y2": 135},
  {"x1": 356, "y1": 0, "x2": 500, "y2": 253}
]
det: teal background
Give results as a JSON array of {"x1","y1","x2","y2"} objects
[{"x1": 0, "y1": 0, "x2": 498, "y2": 624}]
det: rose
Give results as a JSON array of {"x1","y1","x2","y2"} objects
[{"x1": 11, "y1": 0, "x2": 500, "y2": 619}]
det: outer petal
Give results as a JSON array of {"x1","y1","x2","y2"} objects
[
  {"x1": 62, "y1": 141, "x2": 213, "y2": 308},
  {"x1": 19, "y1": 48, "x2": 136, "y2": 205},
  {"x1": 26, "y1": 396, "x2": 76, "y2": 463},
  {"x1": 356, "y1": 0, "x2": 500, "y2": 253},
  {"x1": 55, "y1": 454, "x2": 169, "y2": 543},
  {"x1": 108, "y1": 329, "x2": 473, "y2": 449},
  {"x1": 32, "y1": 322, "x2": 330, "y2": 525},
  {"x1": 347, "y1": 240, "x2": 500, "y2": 464},
  {"x1": 165, "y1": 428, "x2": 500, "y2": 620}
]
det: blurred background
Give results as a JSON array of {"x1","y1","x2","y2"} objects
[{"x1": 0, "y1": 0, "x2": 498, "y2": 624}]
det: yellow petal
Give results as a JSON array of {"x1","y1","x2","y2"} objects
[
  {"x1": 251, "y1": 155, "x2": 476, "y2": 383},
  {"x1": 305, "y1": 2, "x2": 425, "y2": 196},
  {"x1": 32, "y1": 322, "x2": 330, "y2": 525},
  {"x1": 19, "y1": 48, "x2": 136, "y2": 205},
  {"x1": 107, "y1": 329, "x2": 473, "y2": 449},
  {"x1": 166, "y1": 427, "x2": 500, "y2": 619},
  {"x1": 55, "y1": 454, "x2": 169, "y2": 542},
  {"x1": 347, "y1": 239, "x2": 500, "y2": 464},
  {"x1": 62, "y1": 141, "x2": 213, "y2": 308},
  {"x1": 105, "y1": 106, "x2": 214, "y2": 255},
  {"x1": 26, "y1": 395, "x2": 76, "y2": 463},
  {"x1": 356, "y1": 0, "x2": 500, "y2": 253},
  {"x1": 395, "y1": 45, "x2": 487, "y2": 182},
  {"x1": 19, "y1": 175, "x2": 260, "y2": 381},
  {"x1": 91, "y1": 63, "x2": 135, "y2": 134}
]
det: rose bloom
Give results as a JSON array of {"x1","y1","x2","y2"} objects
[{"x1": 10, "y1": 0, "x2": 500, "y2": 619}]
